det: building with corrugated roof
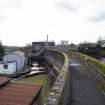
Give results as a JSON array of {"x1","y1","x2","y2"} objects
[{"x1": 0, "y1": 77, "x2": 42, "y2": 105}]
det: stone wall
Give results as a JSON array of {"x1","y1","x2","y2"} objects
[
  {"x1": 43, "y1": 49, "x2": 64, "y2": 68},
  {"x1": 42, "y1": 49, "x2": 65, "y2": 86},
  {"x1": 43, "y1": 49, "x2": 69, "y2": 105}
]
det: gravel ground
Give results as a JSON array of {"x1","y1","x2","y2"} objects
[{"x1": 69, "y1": 57, "x2": 105, "y2": 105}]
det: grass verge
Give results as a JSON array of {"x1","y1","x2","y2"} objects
[{"x1": 78, "y1": 53, "x2": 105, "y2": 74}]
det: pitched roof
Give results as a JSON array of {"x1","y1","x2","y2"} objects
[
  {"x1": 13, "y1": 51, "x2": 25, "y2": 57},
  {"x1": 0, "y1": 77, "x2": 10, "y2": 86},
  {"x1": 0, "y1": 77, "x2": 42, "y2": 105}
]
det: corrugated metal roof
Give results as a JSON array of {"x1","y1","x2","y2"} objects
[
  {"x1": 0, "y1": 77, "x2": 10, "y2": 86},
  {"x1": 0, "y1": 78, "x2": 42, "y2": 105}
]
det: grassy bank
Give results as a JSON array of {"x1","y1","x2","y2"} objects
[
  {"x1": 16, "y1": 74, "x2": 50, "y2": 105},
  {"x1": 78, "y1": 53, "x2": 105, "y2": 74}
]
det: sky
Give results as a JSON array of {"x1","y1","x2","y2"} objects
[{"x1": 0, "y1": 0, "x2": 105, "y2": 46}]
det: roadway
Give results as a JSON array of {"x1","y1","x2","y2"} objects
[{"x1": 67, "y1": 54, "x2": 105, "y2": 105}]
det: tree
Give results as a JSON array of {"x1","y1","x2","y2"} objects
[
  {"x1": 0, "y1": 41, "x2": 4, "y2": 60},
  {"x1": 97, "y1": 36, "x2": 103, "y2": 47}
]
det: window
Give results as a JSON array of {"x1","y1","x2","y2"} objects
[{"x1": 4, "y1": 64, "x2": 8, "y2": 69}]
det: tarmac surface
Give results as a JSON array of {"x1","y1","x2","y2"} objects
[{"x1": 69, "y1": 56, "x2": 105, "y2": 105}]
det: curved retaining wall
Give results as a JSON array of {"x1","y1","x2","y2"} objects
[
  {"x1": 43, "y1": 49, "x2": 69, "y2": 105},
  {"x1": 43, "y1": 49, "x2": 64, "y2": 68}
]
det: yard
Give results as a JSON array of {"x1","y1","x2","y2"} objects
[{"x1": 15, "y1": 74, "x2": 50, "y2": 105}]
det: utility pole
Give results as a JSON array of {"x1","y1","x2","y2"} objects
[
  {"x1": 46, "y1": 35, "x2": 49, "y2": 48},
  {"x1": 47, "y1": 35, "x2": 48, "y2": 42}
]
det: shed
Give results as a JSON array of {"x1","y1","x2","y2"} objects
[
  {"x1": 3, "y1": 51, "x2": 26, "y2": 71},
  {"x1": 0, "y1": 77, "x2": 42, "y2": 105},
  {"x1": 0, "y1": 61, "x2": 16, "y2": 75}
]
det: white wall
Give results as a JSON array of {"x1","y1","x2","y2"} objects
[
  {"x1": 3, "y1": 54, "x2": 25, "y2": 71},
  {"x1": 0, "y1": 62, "x2": 16, "y2": 74}
]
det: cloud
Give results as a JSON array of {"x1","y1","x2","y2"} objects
[
  {"x1": 0, "y1": 15, "x2": 6, "y2": 21},
  {"x1": 0, "y1": 1, "x2": 21, "y2": 9},
  {"x1": 57, "y1": 2, "x2": 77, "y2": 12},
  {"x1": 89, "y1": 11, "x2": 105, "y2": 22},
  {"x1": 9, "y1": 1, "x2": 21, "y2": 8}
]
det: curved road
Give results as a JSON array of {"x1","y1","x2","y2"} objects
[{"x1": 67, "y1": 55, "x2": 105, "y2": 105}]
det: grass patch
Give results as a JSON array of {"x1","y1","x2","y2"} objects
[
  {"x1": 100, "y1": 83, "x2": 105, "y2": 91},
  {"x1": 16, "y1": 74, "x2": 50, "y2": 105}
]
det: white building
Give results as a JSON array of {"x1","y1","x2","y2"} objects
[
  {"x1": 3, "y1": 51, "x2": 26, "y2": 71},
  {"x1": 0, "y1": 61, "x2": 16, "y2": 74}
]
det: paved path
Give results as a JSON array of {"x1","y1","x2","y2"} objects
[{"x1": 69, "y1": 57, "x2": 105, "y2": 105}]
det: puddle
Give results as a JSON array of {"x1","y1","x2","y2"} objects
[{"x1": 69, "y1": 63, "x2": 81, "y2": 67}]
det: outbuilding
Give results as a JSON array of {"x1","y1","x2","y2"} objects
[
  {"x1": 0, "y1": 61, "x2": 16, "y2": 74},
  {"x1": 0, "y1": 77, "x2": 42, "y2": 105},
  {"x1": 3, "y1": 51, "x2": 26, "y2": 71}
]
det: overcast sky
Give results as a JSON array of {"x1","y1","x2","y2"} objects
[{"x1": 0, "y1": 0, "x2": 105, "y2": 46}]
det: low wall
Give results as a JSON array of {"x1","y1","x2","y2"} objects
[{"x1": 43, "y1": 49, "x2": 69, "y2": 105}]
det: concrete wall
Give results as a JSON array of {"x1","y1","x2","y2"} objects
[{"x1": 43, "y1": 49, "x2": 69, "y2": 105}]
